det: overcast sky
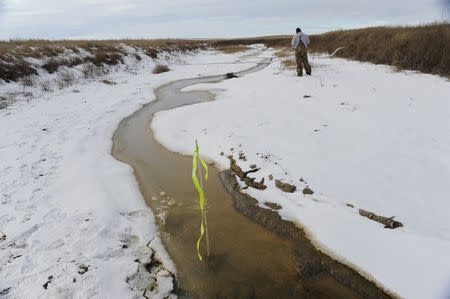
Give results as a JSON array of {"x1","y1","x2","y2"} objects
[{"x1": 0, "y1": 0, "x2": 449, "y2": 40}]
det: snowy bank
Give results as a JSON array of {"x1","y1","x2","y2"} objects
[
  {"x1": 151, "y1": 53, "x2": 450, "y2": 298},
  {"x1": 0, "y1": 45, "x2": 264, "y2": 298}
]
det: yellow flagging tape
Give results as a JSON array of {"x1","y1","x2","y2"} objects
[{"x1": 192, "y1": 141, "x2": 208, "y2": 261}]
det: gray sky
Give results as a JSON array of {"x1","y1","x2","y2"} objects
[{"x1": 0, "y1": 0, "x2": 449, "y2": 40}]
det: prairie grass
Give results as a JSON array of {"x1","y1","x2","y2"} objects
[
  {"x1": 213, "y1": 23, "x2": 450, "y2": 77},
  {"x1": 0, "y1": 39, "x2": 207, "y2": 83},
  {"x1": 309, "y1": 23, "x2": 450, "y2": 76},
  {"x1": 1, "y1": 23, "x2": 448, "y2": 83},
  {"x1": 216, "y1": 45, "x2": 252, "y2": 54},
  {"x1": 153, "y1": 64, "x2": 170, "y2": 74}
]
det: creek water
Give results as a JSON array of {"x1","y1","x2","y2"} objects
[{"x1": 112, "y1": 60, "x2": 360, "y2": 298}]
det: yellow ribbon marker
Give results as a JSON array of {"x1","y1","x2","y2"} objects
[{"x1": 192, "y1": 141, "x2": 209, "y2": 261}]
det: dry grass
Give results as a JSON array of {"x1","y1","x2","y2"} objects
[
  {"x1": 0, "y1": 95, "x2": 9, "y2": 109},
  {"x1": 1, "y1": 24, "x2": 448, "y2": 84},
  {"x1": 0, "y1": 59, "x2": 38, "y2": 82},
  {"x1": 281, "y1": 59, "x2": 296, "y2": 69},
  {"x1": 56, "y1": 70, "x2": 76, "y2": 89},
  {"x1": 0, "y1": 39, "x2": 206, "y2": 58},
  {"x1": 311, "y1": 23, "x2": 450, "y2": 76},
  {"x1": 152, "y1": 64, "x2": 170, "y2": 74},
  {"x1": 42, "y1": 57, "x2": 85, "y2": 73},
  {"x1": 0, "y1": 39, "x2": 208, "y2": 83},
  {"x1": 216, "y1": 45, "x2": 252, "y2": 54},
  {"x1": 213, "y1": 23, "x2": 450, "y2": 77},
  {"x1": 82, "y1": 63, "x2": 106, "y2": 79}
]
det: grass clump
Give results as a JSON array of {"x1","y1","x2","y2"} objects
[
  {"x1": 146, "y1": 48, "x2": 159, "y2": 59},
  {"x1": 0, "y1": 59, "x2": 37, "y2": 83},
  {"x1": 153, "y1": 64, "x2": 170, "y2": 74},
  {"x1": 216, "y1": 45, "x2": 252, "y2": 54},
  {"x1": 89, "y1": 50, "x2": 124, "y2": 66},
  {"x1": 56, "y1": 70, "x2": 76, "y2": 89},
  {"x1": 42, "y1": 57, "x2": 85, "y2": 74}
]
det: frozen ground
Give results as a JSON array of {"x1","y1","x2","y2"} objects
[
  {"x1": 0, "y1": 45, "x2": 265, "y2": 298},
  {"x1": 152, "y1": 52, "x2": 450, "y2": 298}
]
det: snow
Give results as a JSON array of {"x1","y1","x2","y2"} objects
[
  {"x1": 151, "y1": 52, "x2": 450, "y2": 298},
  {"x1": 0, "y1": 45, "x2": 264, "y2": 298}
]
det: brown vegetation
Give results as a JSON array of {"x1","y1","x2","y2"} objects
[
  {"x1": 216, "y1": 45, "x2": 252, "y2": 54},
  {"x1": 152, "y1": 64, "x2": 170, "y2": 74},
  {"x1": 1, "y1": 24, "x2": 448, "y2": 84},
  {"x1": 309, "y1": 23, "x2": 450, "y2": 77},
  {"x1": 42, "y1": 57, "x2": 85, "y2": 73},
  {"x1": 227, "y1": 23, "x2": 450, "y2": 77},
  {"x1": 214, "y1": 23, "x2": 450, "y2": 77},
  {"x1": 56, "y1": 70, "x2": 76, "y2": 89},
  {"x1": 0, "y1": 59, "x2": 37, "y2": 82},
  {"x1": 0, "y1": 39, "x2": 207, "y2": 83}
]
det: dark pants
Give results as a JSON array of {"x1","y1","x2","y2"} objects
[{"x1": 295, "y1": 45, "x2": 311, "y2": 76}]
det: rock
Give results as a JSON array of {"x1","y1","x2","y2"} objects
[
  {"x1": 159, "y1": 191, "x2": 166, "y2": 196},
  {"x1": 151, "y1": 196, "x2": 158, "y2": 201},
  {"x1": 157, "y1": 269, "x2": 171, "y2": 277},
  {"x1": 238, "y1": 152, "x2": 246, "y2": 160},
  {"x1": 303, "y1": 187, "x2": 314, "y2": 195},
  {"x1": 220, "y1": 152, "x2": 224, "y2": 156},
  {"x1": 346, "y1": 203, "x2": 354, "y2": 208},
  {"x1": 78, "y1": 264, "x2": 89, "y2": 275},
  {"x1": 250, "y1": 164, "x2": 257, "y2": 169},
  {"x1": 167, "y1": 199, "x2": 176, "y2": 206},
  {"x1": 303, "y1": 95, "x2": 311, "y2": 98},
  {"x1": 300, "y1": 177, "x2": 304, "y2": 182},
  {"x1": 275, "y1": 180, "x2": 297, "y2": 193},
  {"x1": 268, "y1": 174, "x2": 273, "y2": 180},
  {"x1": 225, "y1": 72, "x2": 238, "y2": 79},
  {"x1": 228, "y1": 155, "x2": 266, "y2": 190},
  {"x1": 264, "y1": 202, "x2": 282, "y2": 210}
]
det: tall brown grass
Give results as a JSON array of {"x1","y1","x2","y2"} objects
[
  {"x1": 212, "y1": 23, "x2": 450, "y2": 77},
  {"x1": 215, "y1": 45, "x2": 252, "y2": 54},
  {"x1": 152, "y1": 64, "x2": 170, "y2": 74},
  {"x1": 309, "y1": 23, "x2": 450, "y2": 77}
]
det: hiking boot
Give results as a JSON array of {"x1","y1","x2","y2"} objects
[{"x1": 297, "y1": 73, "x2": 303, "y2": 77}]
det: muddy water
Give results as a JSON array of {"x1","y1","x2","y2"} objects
[{"x1": 112, "y1": 61, "x2": 360, "y2": 298}]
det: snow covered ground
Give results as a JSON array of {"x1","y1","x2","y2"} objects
[
  {"x1": 152, "y1": 52, "x2": 450, "y2": 298},
  {"x1": 0, "y1": 45, "x2": 265, "y2": 298}
]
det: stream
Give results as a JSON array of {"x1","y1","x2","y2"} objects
[{"x1": 112, "y1": 59, "x2": 367, "y2": 298}]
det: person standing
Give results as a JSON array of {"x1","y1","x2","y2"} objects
[{"x1": 291, "y1": 28, "x2": 311, "y2": 76}]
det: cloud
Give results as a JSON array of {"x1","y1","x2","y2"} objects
[
  {"x1": 0, "y1": 0, "x2": 5, "y2": 15},
  {"x1": 0, "y1": 0, "x2": 446, "y2": 40}
]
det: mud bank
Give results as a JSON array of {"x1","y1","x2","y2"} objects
[{"x1": 220, "y1": 170, "x2": 395, "y2": 299}]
